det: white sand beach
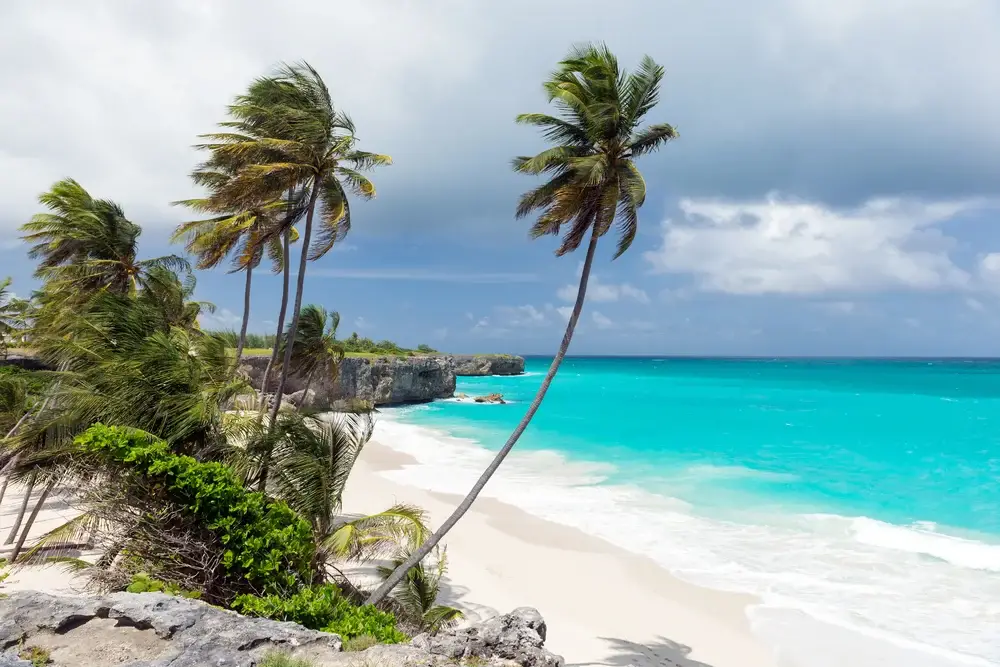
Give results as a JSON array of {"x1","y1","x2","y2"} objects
[
  {"x1": 343, "y1": 438, "x2": 778, "y2": 667},
  {"x1": 0, "y1": 434, "x2": 777, "y2": 667}
]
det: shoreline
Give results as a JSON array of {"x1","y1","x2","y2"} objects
[{"x1": 344, "y1": 433, "x2": 777, "y2": 667}]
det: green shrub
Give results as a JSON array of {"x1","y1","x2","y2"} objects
[
  {"x1": 233, "y1": 584, "x2": 407, "y2": 643},
  {"x1": 258, "y1": 653, "x2": 316, "y2": 667},
  {"x1": 344, "y1": 634, "x2": 379, "y2": 652},
  {"x1": 126, "y1": 573, "x2": 201, "y2": 599},
  {"x1": 18, "y1": 645, "x2": 50, "y2": 666},
  {"x1": 76, "y1": 424, "x2": 315, "y2": 600}
]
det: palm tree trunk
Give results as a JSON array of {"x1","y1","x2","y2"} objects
[
  {"x1": 0, "y1": 477, "x2": 8, "y2": 509},
  {"x1": 259, "y1": 227, "x2": 293, "y2": 406},
  {"x1": 234, "y1": 265, "x2": 253, "y2": 364},
  {"x1": 260, "y1": 179, "x2": 320, "y2": 490},
  {"x1": 5, "y1": 472, "x2": 36, "y2": 544},
  {"x1": 366, "y1": 227, "x2": 602, "y2": 605},
  {"x1": 10, "y1": 479, "x2": 54, "y2": 562},
  {"x1": 301, "y1": 373, "x2": 313, "y2": 408}
]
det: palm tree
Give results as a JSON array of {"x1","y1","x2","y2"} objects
[
  {"x1": 376, "y1": 546, "x2": 463, "y2": 633},
  {"x1": 285, "y1": 305, "x2": 344, "y2": 404},
  {"x1": 21, "y1": 179, "x2": 189, "y2": 297},
  {"x1": 232, "y1": 411, "x2": 427, "y2": 590},
  {"x1": 197, "y1": 62, "x2": 391, "y2": 430},
  {"x1": 368, "y1": 43, "x2": 677, "y2": 604},
  {"x1": 173, "y1": 158, "x2": 305, "y2": 365},
  {"x1": 0, "y1": 278, "x2": 30, "y2": 357}
]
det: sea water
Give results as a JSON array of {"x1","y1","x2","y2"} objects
[{"x1": 377, "y1": 357, "x2": 1000, "y2": 666}]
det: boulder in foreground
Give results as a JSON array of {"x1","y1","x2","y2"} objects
[{"x1": 0, "y1": 591, "x2": 564, "y2": 667}]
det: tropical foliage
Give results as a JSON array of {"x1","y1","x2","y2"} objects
[{"x1": 370, "y1": 42, "x2": 674, "y2": 604}]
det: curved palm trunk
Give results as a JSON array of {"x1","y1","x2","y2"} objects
[
  {"x1": 260, "y1": 179, "x2": 320, "y2": 490},
  {"x1": 234, "y1": 265, "x2": 254, "y2": 364},
  {"x1": 259, "y1": 228, "x2": 293, "y2": 407},
  {"x1": 366, "y1": 228, "x2": 601, "y2": 605},
  {"x1": 10, "y1": 479, "x2": 54, "y2": 562},
  {"x1": 5, "y1": 472, "x2": 36, "y2": 544}
]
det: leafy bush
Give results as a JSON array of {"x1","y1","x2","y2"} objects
[
  {"x1": 126, "y1": 573, "x2": 201, "y2": 599},
  {"x1": 233, "y1": 584, "x2": 407, "y2": 643},
  {"x1": 344, "y1": 634, "x2": 379, "y2": 652},
  {"x1": 259, "y1": 653, "x2": 317, "y2": 667},
  {"x1": 76, "y1": 424, "x2": 315, "y2": 601}
]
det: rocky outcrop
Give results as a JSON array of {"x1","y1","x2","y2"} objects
[
  {"x1": 0, "y1": 590, "x2": 342, "y2": 666},
  {"x1": 451, "y1": 355, "x2": 525, "y2": 376},
  {"x1": 338, "y1": 356, "x2": 455, "y2": 406},
  {"x1": 474, "y1": 393, "x2": 506, "y2": 404},
  {"x1": 240, "y1": 355, "x2": 455, "y2": 408},
  {"x1": 0, "y1": 591, "x2": 564, "y2": 667}
]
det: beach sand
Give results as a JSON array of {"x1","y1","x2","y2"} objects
[
  {"x1": 0, "y1": 437, "x2": 777, "y2": 667},
  {"x1": 343, "y1": 438, "x2": 778, "y2": 667}
]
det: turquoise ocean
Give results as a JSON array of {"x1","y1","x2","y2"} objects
[{"x1": 378, "y1": 357, "x2": 1000, "y2": 666}]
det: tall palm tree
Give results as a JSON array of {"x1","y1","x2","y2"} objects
[
  {"x1": 173, "y1": 151, "x2": 306, "y2": 365},
  {"x1": 21, "y1": 179, "x2": 189, "y2": 297},
  {"x1": 368, "y1": 43, "x2": 677, "y2": 604},
  {"x1": 285, "y1": 305, "x2": 344, "y2": 404},
  {"x1": 198, "y1": 62, "x2": 390, "y2": 430}
]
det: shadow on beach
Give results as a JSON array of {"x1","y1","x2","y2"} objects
[{"x1": 569, "y1": 636, "x2": 714, "y2": 667}]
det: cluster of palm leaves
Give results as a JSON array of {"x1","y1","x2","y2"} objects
[
  {"x1": 1, "y1": 43, "x2": 674, "y2": 629},
  {"x1": 0, "y1": 61, "x2": 451, "y2": 627}
]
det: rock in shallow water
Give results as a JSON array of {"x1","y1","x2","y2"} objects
[{"x1": 0, "y1": 591, "x2": 563, "y2": 667}]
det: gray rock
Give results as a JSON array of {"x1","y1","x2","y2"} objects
[
  {"x1": 240, "y1": 355, "x2": 455, "y2": 407},
  {"x1": 451, "y1": 355, "x2": 525, "y2": 376},
  {"x1": 412, "y1": 608, "x2": 562, "y2": 667},
  {"x1": 0, "y1": 592, "x2": 563, "y2": 667},
  {"x1": 0, "y1": 590, "x2": 342, "y2": 666}
]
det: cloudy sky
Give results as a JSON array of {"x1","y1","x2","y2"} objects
[{"x1": 2, "y1": 0, "x2": 1000, "y2": 355}]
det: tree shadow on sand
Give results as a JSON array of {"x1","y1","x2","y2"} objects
[{"x1": 568, "y1": 636, "x2": 714, "y2": 667}]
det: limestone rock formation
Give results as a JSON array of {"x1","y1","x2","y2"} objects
[
  {"x1": 474, "y1": 393, "x2": 506, "y2": 404},
  {"x1": 0, "y1": 591, "x2": 564, "y2": 667},
  {"x1": 451, "y1": 355, "x2": 525, "y2": 376},
  {"x1": 239, "y1": 355, "x2": 455, "y2": 408}
]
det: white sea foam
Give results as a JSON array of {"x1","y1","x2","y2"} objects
[
  {"x1": 850, "y1": 516, "x2": 1000, "y2": 572},
  {"x1": 372, "y1": 412, "x2": 1000, "y2": 667}
]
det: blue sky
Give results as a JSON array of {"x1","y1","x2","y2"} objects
[{"x1": 2, "y1": 0, "x2": 1000, "y2": 356}]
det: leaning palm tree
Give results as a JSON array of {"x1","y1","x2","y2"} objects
[
  {"x1": 198, "y1": 62, "x2": 391, "y2": 427},
  {"x1": 285, "y1": 305, "x2": 344, "y2": 403},
  {"x1": 369, "y1": 43, "x2": 677, "y2": 604},
  {"x1": 21, "y1": 179, "x2": 189, "y2": 297},
  {"x1": 173, "y1": 155, "x2": 306, "y2": 364}
]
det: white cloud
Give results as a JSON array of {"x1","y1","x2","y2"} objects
[
  {"x1": 0, "y1": 1, "x2": 485, "y2": 229},
  {"x1": 965, "y1": 297, "x2": 986, "y2": 312},
  {"x1": 199, "y1": 308, "x2": 242, "y2": 330},
  {"x1": 557, "y1": 275, "x2": 650, "y2": 304},
  {"x1": 555, "y1": 306, "x2": 573, "y2": 322},
  {"x1": 592, "y1": 311, "x2": 615, "y2": 330},
  {"x1": 976, "y1": 253, "x2": 1000, "y2": 293},
  {"x1": 354, "y1": 316, "x2": 371, "y2": 330},
  {"x1": 645, "y1": 195, "x2": 991, "y2": 295},
  {"x1": 497, "y1": 305, "x2": 547, "y2": 328}
]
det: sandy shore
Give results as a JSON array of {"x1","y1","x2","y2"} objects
[
  {"x1": 343, "y1": 438, "x2": 778, "y2": 667},
  {"x1": 0, "y1": 436, "x2": 777, "y2": 667}
]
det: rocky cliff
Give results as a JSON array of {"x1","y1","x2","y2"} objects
[
  {"x1": 0, "y1": 591, "x2": 564, "y2": 667},
  {"x1": 451, "y1": 355, "x2": 525, "y2": 376},
  {"x1": 241, "y1": 355, "x2": 456, "y2": 408}
]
